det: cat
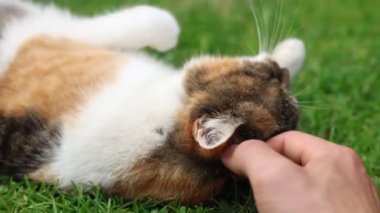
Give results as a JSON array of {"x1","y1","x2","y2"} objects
[{"x1": 0, "y1": 0, "x2": 305, "y2": 204}]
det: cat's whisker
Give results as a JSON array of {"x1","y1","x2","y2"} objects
[
  {"x1": 284, "y1": 13, "x2": 296, "y2": 39},
  {"x1": 297, "y1": 104, "x2": 330, "y2": 111},
  {"x1": 296, "y1": 101, "x2": 323, "y2": 105},
  {"x1": 261, "y1": 0, "x2": 271, "y2": 52},
  {"x1": 268, "y1": 0, "x2": 276, "y2": 51},
  {"x1": 249, "y1": 0, "x2": 262, "y2": 53},
  {"x1": 276, "y1": 6, "x2": 288, "y2": 47},
  {"x1": 296, "y1": 99, "x2": 333, "y2": 110},
  {"x1": 293, "y1": 89, "x2": 312, "y2": 98},
  {"x1": 289, "y1": 82, "x2": 303, "y2": 95},
  {"x1": 291, "y1": 85, "x2": 314, "y2": 97},
  {"x1": 284, "y1": 1, "x2": 301, "y2": 39},
  {"x1": 291, "y1": 87, "x2": 306, "y2": 97},
  {"x1": 255, "y1": 0, "x2": 268, "y2": 52},
  {"x1": 269, "y1": 0, "x2": 284, "y2": 51}
]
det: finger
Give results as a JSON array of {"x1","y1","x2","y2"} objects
[
  {"x1": 267, "y1": 131, "x2": 337, "y2": 166},
  {"x1": 222, "y1": 139, "x2": 299, "y2": 178}
]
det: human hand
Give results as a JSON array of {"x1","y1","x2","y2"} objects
[{"x1": 222, "y1": 131, "x2": 380, "y2": 213}]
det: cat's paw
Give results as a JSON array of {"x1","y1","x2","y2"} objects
[{"x1": 128, "y1": 6, "x2": 180, "y2": 52}]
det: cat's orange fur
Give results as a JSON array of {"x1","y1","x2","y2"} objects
[
  {"x1": 198, "y1": 58, "x2": 241, "y2": 82},
  {"x1": 0, "y1": 36, "x2": 124, "y2": 121}
]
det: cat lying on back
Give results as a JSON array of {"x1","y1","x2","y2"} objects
[{"x1": 0, "y1": 0, "x2": 305, "y2": 204}]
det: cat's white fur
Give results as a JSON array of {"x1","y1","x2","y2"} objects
[
  {"x1": 0, "y1": 0, "x2": 305, "y2": 188},
  {"x1": 56, "y1": 54, "x2": 184, "y2": 187}
]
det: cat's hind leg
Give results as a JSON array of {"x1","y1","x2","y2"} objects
[
  {"x1": 1, "y1": 4, "x2": 180, "y2": 52},
  {"x1": 0, "y1": 4, "x2": 179, "y2": 76},
  {"x1": 73, "y1": 6, "x2": 180, "y2": 52}
]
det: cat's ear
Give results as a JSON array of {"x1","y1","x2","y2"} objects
[
  {"x1": 271, "y1": 38, "x2": 305, "y2": 79},
  {"x1": 193, "y1": 116, "x2": 243, "y2": 149}
]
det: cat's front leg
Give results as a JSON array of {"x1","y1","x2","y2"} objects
[{"x1": 74, "y1": 6, "x2": 180, "y2": 52}]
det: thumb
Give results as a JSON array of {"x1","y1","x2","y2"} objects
[{"x1": 222, "y1": 140, "x2": 299, "y2": 178}]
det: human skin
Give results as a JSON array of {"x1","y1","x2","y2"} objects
[{"x1": 222, "y1": 131, "x2": 380, "y2": 213}]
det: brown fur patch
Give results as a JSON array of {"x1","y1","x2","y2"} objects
[
  {"x1": 110, "y1": 143, "x2": 228, "y2": 205},
  {"x1": 176, "y1": 57, "x2": 298, "y2": 160},
  {"x1": 236, "y1": 103, "x2": 279, "y2": 139},
  {"x1": 107, "y1": 56, "x2": 294, "y2": 203},
  {"x1": 184, "y1": 57, "x2": 242, "y2": 95},
  {"x1": 0, "y1": 111, "x2": 60, "y2": 177},
  {"x1": 0, "y1": 35, "x2": 124, "y2": 121},
  {"x1": 171, "y1": 91, "x2": 231, "y2": 160},
  {"x1": 198, "y1": 58, "x2": 241, "y2": 82}
]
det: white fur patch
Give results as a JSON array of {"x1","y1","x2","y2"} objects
[{"x1": 52, "y1": 53, "x2": 185, "y2": 188}]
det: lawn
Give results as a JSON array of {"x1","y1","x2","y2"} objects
[{"x1": 1, "y1": 0, "x2": 379, "y2": 212}]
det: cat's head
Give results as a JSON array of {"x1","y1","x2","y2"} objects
[{"x1": 180, "y1": 38, "x2": 305, "y2": 159}]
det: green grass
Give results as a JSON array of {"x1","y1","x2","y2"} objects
[{"x1": 1, "y1": 0, "x2": 379, "y2": 212}]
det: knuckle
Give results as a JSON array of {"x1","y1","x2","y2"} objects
[
  {"x1": 237, "y1": 140, "x2": 261, "y2": 152},
  {"x1": 369, "y1": 178, "x2": 377, "y2": 189},
  {"x1": 341, "y1": 146, "x2": 357, "y2": 157},
  {"x1": 330, "y1": 145, "x2": 367, "y2": 173},
  {"x1": 314, "y1": 146, "x2": 336, "y2": 161},
  {"x1": 340, "y1": 146, "x2": 362, "y2": 163},
  {"x1": 312, "y1": 145, "x2": 354, "y2": 166},
  {"x1": 280, "y1": 130, "x2": 300, "y2": 138}
]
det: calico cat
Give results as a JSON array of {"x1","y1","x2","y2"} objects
[{"x1": 0, "y1": 0, "x2": 305, "y2": 204}]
